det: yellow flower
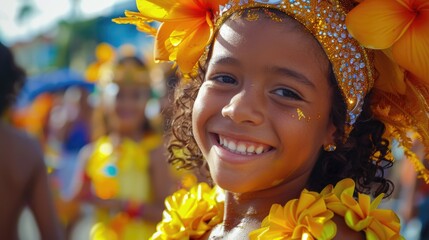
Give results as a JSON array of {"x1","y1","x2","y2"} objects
[
  {"x1": 324, "y1": 179, "x2": 404, "y2": 240},
  {"x1": 113, "y1": 0, "x2": 228, "y2": 74},
  {"x1": 249, "y1": 190, "x2": 336, "y2": 240},
  {"x1": 346, "y1": 0, "x2": 429, "y2": 82},
  {"x1": 150, "y1": 183, "x2": 224, "y2": 239}
]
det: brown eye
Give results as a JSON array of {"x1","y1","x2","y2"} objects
[
  {"x1": 271, "y1": 88, "x2": 302, "y2": 100},
  {"x1": 212, "y1": 75, "x2": 237, "y2": 85}
]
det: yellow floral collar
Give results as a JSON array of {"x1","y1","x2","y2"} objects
[{"x1": 150, "y1": 179, "x2": 403, "y2": 240}]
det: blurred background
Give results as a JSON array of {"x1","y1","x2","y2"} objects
[
  {"x1": 1, "y1": 0, "x2": 151, "y2": 75},
  {"x1": 1, "y1": 1, "x2": 189, "y2": 239},
  {"x1": 1, "y1": 1, "x2": 428, "y2": 240}
]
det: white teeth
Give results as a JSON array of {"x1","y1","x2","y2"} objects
[
  {"x1": 247, "y1": 145, "x2": 255, "y2": 153},
  {"x1": 237, "y1": 143, "x2": 246, "y2": 153},
  {"x1": 228, "y1": 141, "x2": 237, "y2": 151},
  {"x1": 218, "y1": 135, "x2": 270, "y2": 155}
]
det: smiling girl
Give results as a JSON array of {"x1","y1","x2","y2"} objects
[
  {"x1": 115, "y1": 0, "x2": 429, "y2": 239},
  {"x1": 73, "y1": 55, "x2": 175, "y2": 239}
]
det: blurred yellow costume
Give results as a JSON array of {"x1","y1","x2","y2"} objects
[{"x1": 85, "y1": 134, "x2": 161, "y2": 239}]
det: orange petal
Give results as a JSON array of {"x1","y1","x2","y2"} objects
[
  {"x1": 346, "y1": 0, "x2": 415, "y2": 49},
  {"x1": 176, "y1": 20, "x2": 211, "y2": 73},
  {"x1": 154, "y1": 22, "x2": 177, "y2": 61},
  {"x1": 392, "y1": 6, "x2": 429, "y2": 81},
  {"x1": 373, "y1": 50, "x2": 406, "y2": 94}
]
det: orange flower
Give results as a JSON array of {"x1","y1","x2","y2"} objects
[
  {"x1": 113, "y1": 0, "x2": 228, "y2": 74},
  {"x1": 346, "y1": 0, "x2": 429, "y2": 82}
]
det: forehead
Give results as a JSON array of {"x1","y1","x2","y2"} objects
[{"x1": 210, "y1": 11, "x2": 329, "y2": 74}]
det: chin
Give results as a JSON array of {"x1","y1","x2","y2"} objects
[{"x1": 210, "y1": 172, "x2": 267, "y2": 194}]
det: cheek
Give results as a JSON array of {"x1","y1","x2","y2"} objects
[{"x1": 192, "y1": 91, "x2": 209, "y2": 147}]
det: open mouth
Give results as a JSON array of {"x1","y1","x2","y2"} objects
[{"x1": 214, "y1": 133, "x2": 274, "y2": 156}]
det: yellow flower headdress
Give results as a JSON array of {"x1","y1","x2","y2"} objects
[
  {"x1": 114, "y1": 0, "x2": 429, "y2": 182},
  {"x1": 85, "y1": 43, "x2": 151, "y2": 87}
]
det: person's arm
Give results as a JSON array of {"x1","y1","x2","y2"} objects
[{"x1": 27, "y1": 142, "x2": 64, "y2": 240}]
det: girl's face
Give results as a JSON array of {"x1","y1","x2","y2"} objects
[
  {"x1": 107, "y1": 83, "x2": 148, "y2": 134},
  {"x1": 192, "y1": 15, "x2": 336, "y2": 193}
]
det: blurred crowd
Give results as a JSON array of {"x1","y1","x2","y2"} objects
[
  {"x1": 1, "y1": 40, "x2": 429, "y2": 240},
  {"x1": 1, "y1": 41, "x2": 200, "y2": 240}
]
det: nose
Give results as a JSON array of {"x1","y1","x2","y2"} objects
[{"x1": 221, "y1": 87, "x2": 264, "y2": 125}]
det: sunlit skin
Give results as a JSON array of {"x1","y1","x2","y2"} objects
[{"x1": 191, "y1": 14, "x2": 359, "y2": 238}]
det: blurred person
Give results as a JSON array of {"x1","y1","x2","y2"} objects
[
  {"x1": 42, "y1": 86, "x2": 93, "y2": 239},
  {"x1": 71, "y1": 55, "x2": 174, "y2": 239},
  {"x1": 397, "y1": 138, "x2": 429, "y2": 240},
  {"x1": 0, "y1": 42, "x2": 64, "y2": 239}
]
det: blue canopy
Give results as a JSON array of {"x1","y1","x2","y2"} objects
[{"x1": 16, "y1": 68, "x2": 95, "y2": 107}]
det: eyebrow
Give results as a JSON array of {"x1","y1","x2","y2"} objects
[
  {"x1": 268, "y1": 66, "x2": 316, "y2": 89},
  {"x1": 209, "y1": 56, "x2": 241, "y2": 67}
]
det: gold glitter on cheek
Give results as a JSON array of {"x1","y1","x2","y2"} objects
[{"x1": 297, "y1": 108, "x2": 306, "y2": 120}]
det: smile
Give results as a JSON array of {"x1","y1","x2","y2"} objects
[{"x1": 217, "y1": 134, "x2": 273, "y2": 155}]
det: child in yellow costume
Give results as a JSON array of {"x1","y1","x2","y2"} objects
[
  {"x1": 115, "y1": 0, "x2": 429, "y2": 239},
  {"x1": 73, "y1": 53, "x2": 174, "y2": 240}
]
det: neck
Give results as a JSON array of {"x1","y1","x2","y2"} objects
[{"x1": 219, "y1": 174, "x2": 310, "y2": 235}]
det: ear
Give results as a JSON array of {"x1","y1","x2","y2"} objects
[{"x1": 323, "y1": 121, "x2": 337, "y2": 146}]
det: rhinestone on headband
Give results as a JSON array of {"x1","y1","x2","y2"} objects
[{"x1": 216, "y1": 0, "x2": 374, "y2": 133}]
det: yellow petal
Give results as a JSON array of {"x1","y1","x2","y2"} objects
[
  {"x1": 358, "y1": 193, "x2": 371, "y2": 216},
  {"x1": 346, "y1": 0, "x2": 415, "y2": 49},
  {"x1": 392, "y1": 8, "x2": 429, "y2": 81},
  {"x1": 341, "y1": 194, "x2": 364, "y2": 218},
  {"x1": 345, "y1": 210, "x2": 372, "y2": 231},
  {"x1": 136, "y1": 0, "x2": 194, "y2": 21},
  {"x1": 296, "y1": 192, "x2": 318, "y2": 215},
  {"x1": 370, "y1": 193, "x2": 384, "y2": 211},
  {"x1": 333, "y1": 178, "x2": 355, "y2": 199},
  {"x1": 176, "y1": 19, "x2": 211, "y2": 73}
]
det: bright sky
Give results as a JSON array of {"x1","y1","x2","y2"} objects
[{"x1": 0, "y1": 0, "x2": 129, "y2": 45}]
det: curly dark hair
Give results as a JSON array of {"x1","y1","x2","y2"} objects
[
  {"x1": 0, "y1": 42, "x2": 26, "y2": 116},
  {"x1": 166, "y1": 8, "x2": 394, "y2": 198}
]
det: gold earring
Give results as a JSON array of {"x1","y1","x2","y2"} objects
[{"x1": 324, "y1": 144, "x2": 336, "y2": 152}]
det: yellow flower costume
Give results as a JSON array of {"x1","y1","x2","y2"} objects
[
  {"x1": 152, "y1": 179, "x2": 402, "y2": 240},
  {"x1": 85, "y1": 134, "x2": 162, "y2": 239}
]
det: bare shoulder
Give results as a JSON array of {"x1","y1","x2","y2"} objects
[
  {"x1": 332, "y1": 215, "x2": 365, "y2": 240},
  {"x1": 0, "y1": 124, "x2": 43, "y2": 164}
]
